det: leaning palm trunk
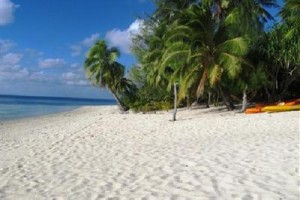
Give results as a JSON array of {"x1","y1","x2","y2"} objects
[{"x1": 110, "y1": 89, "x2": 129, "y2": 112}]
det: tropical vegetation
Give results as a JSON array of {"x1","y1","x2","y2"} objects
[
  {"x1": 85, "y1": 0, "x2": 299, "y2": 112},
  {"x1": 84, "y1": 40, "x2": 133, "y2": 111}
]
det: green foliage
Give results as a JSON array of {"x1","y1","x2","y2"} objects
[
  {"x1": 158, "y1": 4, "x2": 250, "y2": 102},
  {"x1": 84, "y1": 40, "x2": 124, "y2": 89},
  {"x1": 125, "y1": 0, "x2": 298, "y2": 111},
  {"x1": 82, "y1": 0, "x2": 300, "y2": 112},
  {"x1": 131, "y1": 100, "x2": 172, "y2": 113},
  {"x1": 84, "y1": 40, "x2": 133, "y2": 111},
  {"x1": 249, "y1": 21, "x2": 300, "y2": 101},
  {"x1": 127, "y1": 82, "x2": 173, "y2": 112},
  {"x1": 281, "y1": 0, "x2": 300, "y2": 39}
]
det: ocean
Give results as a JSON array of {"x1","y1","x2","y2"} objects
[{"x1": 0, "y1": 95, "x2": 116, "y2": 121}]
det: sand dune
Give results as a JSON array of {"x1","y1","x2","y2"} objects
[{"x1": 0, "y1": 106, "x2": 299, "y2": 199}]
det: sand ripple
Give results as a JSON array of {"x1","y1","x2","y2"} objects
[{"x1": 0, "y1": 106, "x2": 299, "y2": 199}]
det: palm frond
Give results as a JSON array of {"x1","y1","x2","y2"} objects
[
  {"x1": 160, "y1": 50, "x2": 190, "y2": 74},
  {"x1": 217, "y1": 37, "x2": 248, "y2": 56},
  {"x1": 178, "y1": 65, "x2": 199, "y2": 101},
  {"x1": 219, "y1": 52, "x2": 242, "y2": 78},
  {"x1": 224, "y1": 8, "x2": 239, "y2": 26},
  {"x1": 209, "y1": 64, "x2": 223, "y2": 86}
]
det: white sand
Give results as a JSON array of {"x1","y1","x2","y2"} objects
[{"x1": 0, "y1": 106, "x2": 299, "y2": 200}]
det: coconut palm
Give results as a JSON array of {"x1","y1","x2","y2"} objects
[
  {"x1": 153, "y1": 0, "x2": 196, "y2": 23},
  {"x1": 159, "y1": 4, "x2": 248, "y2": 110},
  {"x1": 206, "y1": 0, "x2": 277, "y2": 37},
  {"x1": 84, "y1": 40, "x2": 129, "y2": 111},
  {"x1": 281, "y1": 0, "x2": 300, "y2": 39},
  {"x1": 129, "y1": 0, "x2": 280, "y2": 110},
  {"x1": 281, "y1": 0, "x2": 300, "y2": 20}
]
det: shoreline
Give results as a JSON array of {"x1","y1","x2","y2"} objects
[
  {"x1": 0, "y1": 105, "x2": 79, "y2": 123},
  {"x1": 0, "y1": 94, "x2": 117, "y2": 122},
  {"x1": 0, "y1": 106, "x2": 299, "y2": 199}
]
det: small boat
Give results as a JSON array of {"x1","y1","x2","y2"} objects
[
  {"x1": 245, "y1": 102, "x2": 278, "y2": 114},
  {"x1": 262, "y1": 105, "x2": 300, "y2": 112},
  {"x1": 245, "y1": 107, "x2": 262, "y2": 114},
  {"x1": 284, "y1": 98, "x2": 300, "y2": 106},
  {"x1": 245, "y1": 99, "x2": 300, "y2": 114}
]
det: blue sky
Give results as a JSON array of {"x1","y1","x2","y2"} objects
[
  {"x1": 0, "y1": 0, "x2": 283, "y2": 99},
  {"x1": 0, "y1": 0, "x2": 155, "y2": 99}
]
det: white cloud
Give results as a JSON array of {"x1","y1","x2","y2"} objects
[
  {"x1": 70, "y1": 45, "x2": 82, "y2": 57},
  {"x1": 69, "y1": 33, "x2": 100, "y2": 56},
  {"x1": 62, "y1": 71, "x2": 88, "y2": 86},
  {"x1": 39, "y1": 58, "x2": 66, "y2": 68},
  {"x1": 81, "y1": 33, "x2": 100, "y2": 47},
  {"x1": 30, "y1": 71, "x2": 50, "y2": 82},
  {"x1": 25, "y1": 48, "x2": 43, "y2": 57},
  {"x1": 70, "y1": 63, "x2": 80, "y2": 68},
  {"x1": 18, "y1": 68, "x2": 29, "y2": 77},
  {"x1": 0, "y1": 69, "x2": 28, "y2": 80},
  {"x1": 0, "y1": 52, "x2": 22, "y2": 65},
  {"x1": 0, "y1": 39, "x2": 15, "y2": 53},
  {"x1": 105, "y1": 19, "x2": 143, "y2": 54},
  {"x1": 0, "y1": 52, "x2": 22, "y2": 71},
  {"x1": 0, "y1": 53, "x2": 30, "y2": 81},
  {"x1": 0, "y1": 0, "x2": 19, "y2": 26},
  {"x1": 65, "y1": 80, "x2": 89, "y2": 86},
  {"x1": 62, "y1": 72, "x2": 80, "y2": 81}
]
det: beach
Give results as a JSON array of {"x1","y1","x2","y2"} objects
[{"x1": 0, "y1": 106, "x2": 299, "y2": 200}]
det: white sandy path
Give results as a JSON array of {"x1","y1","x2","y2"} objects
[{"x1": 0, "y1": 106, "x2": 299, "y2": 200}]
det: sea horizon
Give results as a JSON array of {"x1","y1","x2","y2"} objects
[
  {"x1": 0, "y1": 94, "x2": 116, "y2": 121},
  {"x1": 0, "y1": 94, "x2": 115, "y2": 101}
]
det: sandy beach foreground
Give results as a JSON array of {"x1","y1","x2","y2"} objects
[{"x1": 0, "y1": 106, "x2": 299, "y2": 200}]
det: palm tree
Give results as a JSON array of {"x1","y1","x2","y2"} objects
[
  {"x1": 159, "y1": 4, "x2": 248, "y2": 110},
  {"x1": 206, "y1": 0, "x2": 277, "y2": 38},
  {"x1": 281, "y1": 0, "x2": 300, "y2": 20},
  {"x1": 84, "y1": 40, "x2": 129, "y2": 111},
  {"x1": 281, "y1": 0, "x2": 300, "y2": 39},
  {"x1": 153, "y1": 0, "x2": 196, "y2": 23},
  {"x1": 132, "y1": 0, "x2": 198, "y2": 86},
  {"x1": 130, "y1": 0, "x2": 278, "y2": 110}
]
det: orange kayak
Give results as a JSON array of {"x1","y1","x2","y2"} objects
[
  {"x1": 246, "y1": 98, "x2": 300, "y2": 114},
  {"x1": 245, "y1": 107, "x2": 263, "y2": 114},
  {"x1": 284, "y1": 99, "x2": 300, "y2": 106},
  {"x1": 284, "y1": 101, "x2": 296, "y2": 106},
  {"x1": 245, "y1": 102, "x2": 275, "y2": 114}
]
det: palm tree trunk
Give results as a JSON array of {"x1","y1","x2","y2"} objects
[
  {"x1": 173, "y1": 83, "x2": 178, "y2": 121},
  {"x1": 214, "y1": 90, "x2": 219, "y2": 106},
  {"x1": 241, "y1": 86, "x2": 248, "y2": 112},
  {"x1": 219, "y1": 86, "x2": 235, "y2": 111},
  {"x1": 110, "y1": 90, "x2": 129, "y2": 112},
  {"x1": 208, "y1": 90, "x2": 212, "y2": 106},
  {"x1": 264, "y1": 87, "x2": 271, "y2": 102}
]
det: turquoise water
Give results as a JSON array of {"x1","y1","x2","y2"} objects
[{"x1": 0, "y1": 95, "x2": 116, "y2": 121}]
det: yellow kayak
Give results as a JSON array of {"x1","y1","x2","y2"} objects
[{"x1": 262, "y1": 105, "x2": 300, "y2": 112}]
